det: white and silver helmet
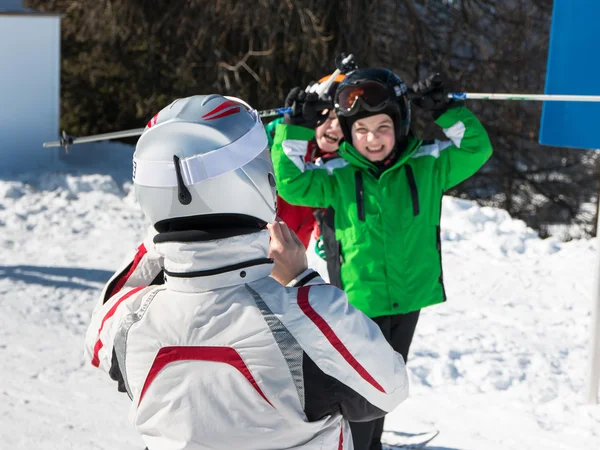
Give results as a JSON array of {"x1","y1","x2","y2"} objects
[{"x1": 133, "y1": 94, "x2": 276, "y2": 232}]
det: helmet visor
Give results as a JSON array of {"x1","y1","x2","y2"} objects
[{"x1": 336, "y1": 81, "x2": 391, "y2": 116}]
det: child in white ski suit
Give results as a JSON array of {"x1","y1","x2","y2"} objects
[{"x1": 84, "y1": 94, "x2": 409, "y2": 450}]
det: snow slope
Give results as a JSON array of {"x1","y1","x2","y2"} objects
[{"x1": 0, "y1": 146, "x2": 598, "y2": 449}]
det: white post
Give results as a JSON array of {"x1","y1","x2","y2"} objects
[{"x1": 588, "y1": 194, "x2": 600, "y2": 404}]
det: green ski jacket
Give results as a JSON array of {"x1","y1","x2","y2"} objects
[{"x1": 271, "y1": 106, "x2": 493, "y2": 317}]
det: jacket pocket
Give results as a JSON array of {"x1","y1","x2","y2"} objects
[
  {"x1": 404, "y1": 165, "x2": 420, "y2": 217},
  {"x1": 396, "y1": 164, "x2": 422, "y2": 230}
]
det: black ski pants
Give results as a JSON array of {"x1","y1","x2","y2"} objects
[{"x1": 349, "y1": 309, "x2": 421, "y2": 450}]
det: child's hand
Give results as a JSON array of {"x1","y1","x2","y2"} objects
[
  {"x1": 268, "y1": 220, "x2": 308, "y2": 285},
  {"x1": 411, "y1": 73, "x2": 462, "y2": 118},
  {"x1": 284, "y1": 87, "x2": 331, "y2": 129}
]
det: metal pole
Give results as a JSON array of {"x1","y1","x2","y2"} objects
[
  {"x1": 450, "y1": 93, "x2": 600, "y2": 102},
  {"x1": 43, "y1": 127, "x2": 145, "y2": 148},
  {"x1": 42, "y1": 107, "x2": 294, "y2": 148},
  {"x1": 43, "y1": 92, "x2": 600, "y2": 149}
]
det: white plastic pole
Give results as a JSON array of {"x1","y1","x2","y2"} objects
[{"x1": 588, "y1": 194, "x2": 600, "y2": 404}]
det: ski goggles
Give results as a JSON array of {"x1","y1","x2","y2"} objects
[{"x1": 335, "y1": 81, "x2": 393, "y2": 116}]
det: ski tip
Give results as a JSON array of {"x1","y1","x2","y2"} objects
[{"x1": 381, "y1": 429, "x2": 440, "y2": 449}]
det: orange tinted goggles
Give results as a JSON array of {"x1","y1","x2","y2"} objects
[{"x1": 336, "y1": 81, "x2": 392, "y2": 115}]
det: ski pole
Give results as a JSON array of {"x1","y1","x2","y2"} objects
[
  {"x1": 447, "y1": 92, "x2": 600, "y2": 102},
  {"x1": 255, "y1": 107, "x2": 292, "y2": 118},
  {"x1": 43, "y1": 91, "x2": 600, "y2": 149},
  {"x1": 43, "y1": 128, "x2": 145, "y2": 149},
  {"x1": 43, "y1": 54, "x2": 360, "y2": 149},
  {"x1": 315, "y1": 53, "x2": 356, "y2": 99},
  {"x1": 43, "y1": 128, "x2": 146, "y2": 149},
  {"x1": 42, "y1": 106, "x2": 295, "y2": 148}
]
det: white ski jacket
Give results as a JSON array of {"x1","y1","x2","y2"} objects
[{"x1": 84, "y1": 228, "x2": 408, "y2": 450}]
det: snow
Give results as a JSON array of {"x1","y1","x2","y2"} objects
[{"x1": 1, "y1": 144, "x2": 599, "y2": 450}]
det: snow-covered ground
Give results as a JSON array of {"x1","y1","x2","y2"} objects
[{"x1": 0, "y1": 145, "x2": 598, "y2": 449}]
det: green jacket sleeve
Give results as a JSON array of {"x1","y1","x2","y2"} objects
[
  {"x1": 434, "y1": 106, "x2": 493, "y2": 190},
  {"x1": 271, "y1": 123, "x2": 336, "y2": 208}
]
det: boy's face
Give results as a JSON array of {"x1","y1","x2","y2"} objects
[
  {"x1": 351, "y1": 114, "x2": 396, "y2": 162},
  {"x1": 315, "y1": 110, "x2": 342, "y2": 153}
]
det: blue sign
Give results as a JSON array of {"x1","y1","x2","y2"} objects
[{"x1": 539, "y1": 0, "x2": 600, "y2": 150}]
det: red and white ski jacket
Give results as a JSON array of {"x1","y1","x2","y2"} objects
[{"x1": 84, "y1": 228, "x2": 408, "y2": 450}]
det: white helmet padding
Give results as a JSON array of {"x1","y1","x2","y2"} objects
[{"x1": 133, "y1": 95, "x2": 277, "y2": 232}]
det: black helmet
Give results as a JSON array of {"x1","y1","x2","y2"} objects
[{"x1": 334, "y1": 68, "x2": 411, "y2": 144}]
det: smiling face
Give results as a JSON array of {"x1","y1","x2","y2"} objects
[
  {"x1": 350, "y1": 114, "x2": 396, "y2": 162},
  {"x1": 314, "y1": 110, "x2": 342, "y2": 153}
]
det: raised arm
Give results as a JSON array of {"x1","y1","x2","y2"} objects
[
  {"x1": 434, "y1": 106, "x2": 493, "y2": 190},
  {"x1": 271, "y1": 123, "x2": 337, "y2": 208},
  {"x1": 411, "y1": 74, "x2": 493, "y2": 191}
]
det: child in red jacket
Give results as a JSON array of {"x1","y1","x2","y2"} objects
[{"x1": 266, "y1": 74, "x2": 345, "y2": 247}]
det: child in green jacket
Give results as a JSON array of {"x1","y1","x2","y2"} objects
[{"x1": 271, "y1": 68, "x2": 493, "y2": 450}]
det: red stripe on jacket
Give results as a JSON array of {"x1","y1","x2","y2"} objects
[
  {"x1": 91, "y1": 286, "x2": 146, "y2": 367},
  {"x1": 108, "y1": 243, "x2": 148, "y2": 298},
  {"x1": 297, "y1": 286, "x2": 386, "y2": 393},
  {"x1": 138, "y1": 346, "x2": 273, "y2": 407}
]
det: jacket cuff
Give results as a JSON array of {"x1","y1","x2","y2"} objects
[
  {"x1": 434, "y1": 103, "x2": 466, "y2": 127},
  {"x1": 287, "y1": 269, "x2": 323, "y2": 287}
]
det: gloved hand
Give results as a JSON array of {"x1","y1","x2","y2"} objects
[
  {"x1": 335, "y1": 53, "x2": 359, "y2": 75},
  {"x1": 411, "y1": 73, "x2": 462, "y2": 118},
  {"x1": 284, "y1": 87, "x2": 331, "y2": 129}
]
